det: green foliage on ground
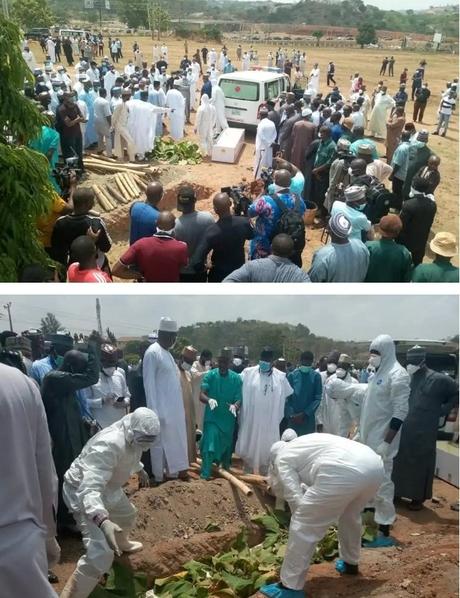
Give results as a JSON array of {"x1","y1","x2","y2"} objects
[
  {"x1": 147, "y1": 138, "x2": 202, "y2": 165},
  {"x1": 0, "y1": 16, "x2": 53, "y2": 281}
]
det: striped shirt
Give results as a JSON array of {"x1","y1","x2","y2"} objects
[{"x1": 439, "y1": 97, "x2": 456, "y2": 115}]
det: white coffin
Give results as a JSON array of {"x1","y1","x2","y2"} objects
[
  {"x1": 435, "y1": 441, "x2": 459, "y2": 487},
  {"x1": 212, "y1": 127, "x2": 245, "y2": 164}
]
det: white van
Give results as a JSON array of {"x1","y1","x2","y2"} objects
[
  {"x1": 218, "y1": 70, "x2": 290, "y2": 129},
  {"x1": 59, "y1": 29, "x2": 90, "y2": 38}
]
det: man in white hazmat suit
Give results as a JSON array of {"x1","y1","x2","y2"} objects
[
  {"x1": 254, "y1": 108, "x2": 277, "y2": 179},
  {"x1": 236, "y1": 346, "x2": 293, "y2": 475},
  {"x1": 60, "y1": 408, "x2": 159, "y2": 598},
  {"x1": 165, "y1": 81, "x2": 186, "y2": 141},
  {"x1": 143, "y1": 317, "x2": 189, "y2": 482},
  {"x1": 368, "y1": 87, "x2": 396, "y2": 139},
  {"x1": 325, "y1": 353, "x2": 364, "y2": 438},
  {"x1": 112, "y1": 89, "x2": 137, "y2": 162},
  {"x1": 195, "y1": 94, "x2": 216, "y2": 156},
  {"x1": 0, "y1": 363, "x2": 59, "y2": 598},
  {"x1": 357, "y1": 334, "x2": 410, "y2": 547},
  {"x1": 211, "y1": 84, "x2": 228, "y2": 135},
  {"x1": 260, "y1": 434, "x2": 384, "y2": 598}
]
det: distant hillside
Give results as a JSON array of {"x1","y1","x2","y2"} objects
[{"x1": 49, "y1": 0, "x2": 459, "y2": 38}]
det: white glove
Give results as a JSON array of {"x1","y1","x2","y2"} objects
[
  {"x1": 46, "y1": 537, "x2": 61, "y2": 568},
  {"x1": 375, "y1": 441, "x2": 390, "y2": 459},
  {"x1": 138, "y1": 468, "x2": 150, "y2": 488},
  {"x1": 208, "y1": 399, "x2": 218, "y2": 410},
  {"x1": 100, "y1": 519, "x2": 122, "y2": 556},
  {"x1": 229, "y1": 404, "x2": 237, "y2": 417}
]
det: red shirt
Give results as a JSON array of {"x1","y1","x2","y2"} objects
[
  {"x1": 120, "y1": 234, "x2": 188, "y2": 282},
  {"x1": 67, "y1": 263, "x2": 112, "y2": 283}
]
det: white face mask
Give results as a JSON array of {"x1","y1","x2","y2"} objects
[
  {"x1": 336, "y1": 368, "x2": 347, "y2": 379},
  {"x1": 157, "y1": 228, "x2": 175, "y2": 235},
  {"x1": 204, "y1": 360, "x2": 212, "y2": 370},
  {"x1": 181, "y1": 361, "x2": 192, "y2": 372},
  {"x1": 406, "y1": 363, "x2": 421, "y2": 376},
  {"x1": 233, "y1": 358, "x2": 243, "y2": 367},
  {"x1": 102, "y1": 366, "x2": 116, "y2": 377},
  {"x1": 348, "y1": 167, "x2": 353, "y2": 176},
  {"x1": 369, "y1": 355, "x2": 381, "y2": 369},
  {"x1": 327, "y1": 363, "x2": 337, "y2": 373}
]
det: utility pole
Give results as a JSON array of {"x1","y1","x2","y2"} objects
[
  {"x1": 3, "y1": 302, "x2": 13, "y2": 332},
  {"x1": 96, "y1": 298, "x2": 103, "y2": 336}
]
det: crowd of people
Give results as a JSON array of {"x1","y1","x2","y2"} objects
[
  {"x1": 19, "y1": 36, "x2": 458, "y2": 284},
  {"x1": 1, "y1": 321, "x2": 458, "y2": 597}
]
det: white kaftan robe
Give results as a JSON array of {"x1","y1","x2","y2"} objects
[
  {"x1": 165, "y1": 88, "x2": 185, "y2": 141},
  {"x1": 112, "y1": 101, "x2": 137, "y2": 161},
  {"x1": 84, "y1": 369, "x2": 130, "y2": 429},
  {"x1": 0, "y1": 364, "x2": 58, "y2": 598},
  {"x1": 236, "y1": 365, "x2": 293, "y2": 474},
  {"x1": 254, "y1": 117, "x2": 277, "y2": 179},
  {"x1": 22, "y1": 49, "x2": 36, "y2": 71},
  {"x1": 211, "y1": 84, "x2": 228, "y2": 133},
  {"x1": 316, "y1": 370, "x2": 341, "y2": 435},
  {"x1": 368, "y1": 93, "x2": 396, "y2": 138},
  {"x1": 127, "y1": 99, "x2": 168, "y2": 156},
  {"x1": 308, "y1": 68, "x2": 320, "y2": 95},
  {"x1": 46, "y1": 38, "x2": 56, "y2": 63},
  {"x1": 103, "y1": 70, "x2": 118, "y2": 93},
  {"x1": 143, "y1": 342, "x2": 189, "y2": 480}
]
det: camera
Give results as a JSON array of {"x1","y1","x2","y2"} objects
[
  {"x1": 53, "y1": 157, "x2": 81, "y2": 198},
  {"x1": 221, "y1": 185, "x2": 252, "y2": 217},
  {"x1": 260, "y1": 167, "x2": 274, "y2": 191}
]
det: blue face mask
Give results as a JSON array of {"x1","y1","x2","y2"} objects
[
  {"x1": 54, "y1": 355, "x2": 64, "y2": 368},
  {"x1": 299, "y1": 365, "x2": 311, "y2": 374},
  {"x1": 259, "y1": 360, "x2": 272, "y2": 373},
  {"x1": 355, "y1": 203, "x2": 366, "y2": 211}
]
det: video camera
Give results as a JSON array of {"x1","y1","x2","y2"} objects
[
  {"x1": 53, "y1": 156, "x2": 80, "y2": 198},
  {"x1": 260, "y1": 167, "x2": 274, "y2": 191},
  {"x1": 221, "y1": 185, "x2": 252, "y2": 217}
]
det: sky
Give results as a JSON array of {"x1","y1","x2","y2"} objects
[{"x1": 1, "y1": 294, "x2": 457, "y2": 342}]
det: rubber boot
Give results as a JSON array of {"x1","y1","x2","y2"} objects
[
  {"x1": 60, "y1": 569, "x2": 99, "y2": 598},
  {"x1": 117, "y1": 529, "x2": 143, "y2": 554}
]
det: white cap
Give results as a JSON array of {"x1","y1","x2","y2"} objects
[
  {"x1": 281, "y1": 428, "x2": 298, "y2": 442},
  {"x1": 302, "y1": 108, "x2": 312, "y2": 118},
  {"x1": 148, "y1": 331, "x2": 158, "y2": 343},
  {"x1": 158, "y1": 317, "x2": 178, "y2": 333}
]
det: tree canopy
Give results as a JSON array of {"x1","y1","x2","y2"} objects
[
  {"x1": 356, "y1": 22, "x2": 377, "y2": 48},
  {"x1": 12, "y1": 0, "x2": 54, "y2": 29},
  {"x1": 40, "y1": 312, "x2": 64, "y2": 335}
]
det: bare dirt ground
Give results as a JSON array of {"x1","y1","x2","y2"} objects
[
  {"x1": 53, "y1": 477, "x2": 458, "y2": 596},
  {"x1": 30, "y1": 37, "x2": 459, "y2": 273}
]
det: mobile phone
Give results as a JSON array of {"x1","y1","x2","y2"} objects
[{"x1": 91, "y1": 218, "x2": 102, "y2": 234}]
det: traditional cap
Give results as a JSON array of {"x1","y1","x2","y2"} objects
[
  {"x1": 338, "y1": 353, "x2": 352, "y2": 364},
  {"x1": 430, "y1": 232, "x2": 458, "y2": 258},
  {"x1": 342, "y1": 117, "x2": 354, "y2": 129},
  {"x1": 148, "y1": 331, "x2": 158, "y2": 343},
  {"x1": 182, "y1": 345, "x2": 198, "y2": 360},
  {"x1": 417, "y1": 129, "x2": 429, "y2": 142},
  {"x1": 281, "y1": 429, "x2": 298, "y2": 442},
  {"x1": 356, "y1": 144, "x2": 373, "y2": 156},
  {"x1": 301, "y1": 108, "x2": 312, "y2": 118},
  {"x1": 57, "y1": 66, "x2": 65, "y2": 71},
  {"x1": 407, "y1": 345, "x2": 426, "y2": 362},
  {"x1": 336, "y1": 138, "x2": 351, "y2": 151},
  {"x1": 379, "y1": 214, "x2": 403, "y2": 238},
  {"x1": 344, "y1": 185, "x2": 366, "y2": 203},
  {"x1": 219, "y1": 347, "x2": 233, "y2": 359},
  {"x1": 329, "y1": 212, "x2": 352, "y2": 239},
  {"x1": 158, "y1": 317, "x2": 178, "y2": 333},
  {"x1": 121, "y1": 88, "x2": 132, "y2": 96}
]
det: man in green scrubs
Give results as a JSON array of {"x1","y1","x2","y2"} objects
[{"x1": 199, "y1": 348, "x2": 242, "y2": 480}]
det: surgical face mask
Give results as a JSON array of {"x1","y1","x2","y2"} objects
[
  {"x1": 157, "y1": 228, "x2": 175, "y2": 235},
  {"x1": 181, "y1": 361, "x2": 192, "y2": 372},
  {"x1": 299, "y1": 365, "x2": 311, "y2": 374},
  {"x1": 102, "y1": 366, "x2": 116, "y2": 377},
  {"x1": 336, "y1": 367, "x2": 347, "y2": 379},
  {"x1": 233, "y1": 358, "x2": 243, "y2": 367},
  {"x1": 259, "y1": 360, "x2": 272, "y2": 373},
  {"x1": 369, "y1": 355, "x2": 381, "y2": 369},
  {"x1": 204, "y1": 360, "x2": 212, "y2": 370},
  {"x1": 54, "y1": 355, "x2": 64, "y2": 368},
  {"x1": 406, "y1": 363, "x2": 421, "y2": 376},
  {"x1": 355, "y1": 203, "x2": 366, "y2": 211},
  {"x1": 327, "y1": 363, "x2": 337, "y2": 373},
  {"x1": 348, "y1": 167, "x2": 354, "y2": 176},
  {"x1": 273, "y1": 183, "x2": 288, "y2": 193}
]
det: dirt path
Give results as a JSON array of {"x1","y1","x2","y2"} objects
[{"x1": 52, "y1": 478, "x2": 458, "y2": 596}]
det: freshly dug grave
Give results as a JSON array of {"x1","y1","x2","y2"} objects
[{"x1": 53, "y1": 479, "x2": 458, "y2": 596}]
